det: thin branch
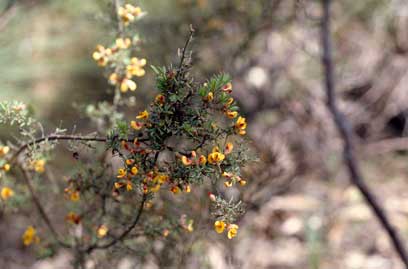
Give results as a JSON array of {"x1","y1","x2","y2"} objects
[
  {"x1": 320, "y1": 0, "x2": 408, "y2": 267},
  {"x1": 85, "y1": 194, "x2": 147, "y2": 253},
  {"x1": 19, "y1": 166, "x2": 71, "y2": 248}
]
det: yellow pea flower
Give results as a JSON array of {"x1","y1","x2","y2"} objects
[
  {"x1": 1, "y1": 187, "x2": 14, "y2": 200},
  {"x1": 22, "y1": 226, "x2": 40, "y2": 246},
  {"x1": 170, "y1": 186, "x2": 180, "y2": 195},
  {"x1": 33, "y1": 159, "x2": 46, "y2": 173},
  {"x1": 187, "y1": 220, "x2": 194, "y2": 232},
  {"x1": 2, "y1": 163, "x2": 10, "y2": 172},
  {"x1": 150, "y1": 184, "x2": 161, "y2": 193},
  {"x1": 136, "y1": 110, "x2": 149, "y2": 120},
  {"x1": 155, "y1": 94, "x2": 165, "y2": 105},
  {"x1": 181, "y1": 155, "x2": 192, "y2": 166},
  {"x1": 198, "y1": 155, "x2": 207, "y2": 165},
  {"x1": 0, "y1": 146, "x2": 10, "y2": 157},
  {"x1": 120, "y1": 78, "x2": 137, "y2": 92},
  {"x1": 115, "y1": 37, "x2": 131, "y2": 49},
  {"x1": 224, "y1": 181, "x2": 233, "y2": 188},
  {"x1": 126, "y1": 181, "x2": 133, "y2": 191},
  {"x1": 225, "y1": 110, "x2": 238, "y2": 119},
  {"x1": 227, "y1": 224, "x2": 239, "y2": 239},
  {"x1": 225, "y1": 142, "x2": 233, "y2": 154},
  {"x1": 225, "y1": 97, "x2": 234, "y2": 107},
  {"x1": 239, "y1": 179, "x2": 247, "y2": 186},
  {"x1": 70, "y1": 191, "x2": 80, "y2": 202},
  {"x1": 204, "y1": 92, "x2": 214, "y2": 102},
  {"x1": 235, "y1": 116, "x2": 247, "y2": 135},
  {"x1": 214, "y1": 220, "x2": 226, "y2": 233},
  {"x1": 97, "y1": 225, "x2": 108, "y2": 238},
  {"x1": 66, "y1": 212, "x2": 81, "y2": 225},
  {"x1": 207, "y1": 152, "x2": 225, "y2": 164},
  {"x1": 126, "y1": 159, "x2": 135, "y2": 165},
  {"x1": 130, "y1": 121, "x2": 144, "y2": 130},
  {"x1": 127, "y1": 57, "x2": 146, "y2": 77},
  {"x1": 130, "y1": 166, "x2": 138, "y2": 175},
  {"x1": 117, "y1": 168, "x2": 127, "y2": 179}
]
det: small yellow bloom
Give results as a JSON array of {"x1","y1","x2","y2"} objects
[
  {"x1": 184, "y1": 185, "x2": 191, "y2": 193},
  {"x1": 32, "y1": 159, "x2": 46, "y2": 173},
  {"x1": 198, "y1": 155, "x2": 207, "y2": 165},
  {"x1": 117, "y1": 168, "x2": 127, "y2": 179},
  {"x1": 115, "y1": 37, "x2": 131, "y2": 49},
  {"x1": 227, "y1": 224, "x2": 239, "y2": 239},
  {"x1": 126, "y1": 181, "x2": 133, "y2": 191},
  {"x1": 150, "y1": 184, "x2": 161, "y2": 193},
  {"x1": 235, "y1": 116, "x2": 247, "y2": 135},
  {"x1": 131, "y1": 166, "x2": 138, "y2": 175},
  {"x1": 1, "y1": 187, "x2": 14, "y2": 200},
  {"x1": 187, "y1": 220, "x2": 194, "y2": 232},
  {"x1": 225, "y1": 97, "x2": 234, "y2": 106},
  {"x1": 109, "y1": 73, "x2": 119, "y2": 85},
  {"x1": 170, "y1": 186, "x2": 180, "y2": 194},
  {"x1": 224, "y1": 181, "x2": 233, "y2": 188},
  {"x1": 22, "y1": 226, "x2": 40, "y2": 246},
  {"x1": 2, "y1": 163, "x2": 10, "y2": 172},
  {"x1": 239, "y1": 179, "x2": 247, "y2": 186},
  {"x1": 114, "y1": 182, "x2": 125, "y2": 189},
  {"x1": 121, "y1": 78, "x2": 137, "y2": 92},
  {"x1": 181, "y1": 155, "x2": 192, "y2": 166},
  {"x1": 70, "y1": 191, "x2": 80, "y2": 202},
  {"x1": 214, "y1": 220, "x2": 226, "y2": 233},
  {"x1": 225, "y1": 142, "x2": 233, "y2": 154},
  {"x1": 127, "y1": 57, "x2": 146, "y2": 77},
  {"x1": 136, "y1": 110, "x2": 149, "y2": 120},
  {"x1": 66, "y1": 212, "x2": 81, "y2": 225},
  {"x1": 222, "y1": 171, "x2": 233, "y2": 178},
  {"x1": 97, "y1": 225, "x2": 108, "y2": 238},
  {"x1": 125, "y1": 4, "x2": 142, "y2": 17},
  {"x1": 154, "y1": 174, "x2": 169, "y2": 184},
  {"x1": 126, "y1": 159, "x2": 135, "y2": 165},
  {"x1": 204, "y1": 92, "x2": 214, "y2": 102},
  {"x1": 0, "y1": 146, "x2": 10, "y2": 157},
  {"x1": 130, "y1": 121, "x2": 144, "y2": 130},
  {"x1": 225, "y1": 110, "x2": 238, "y2": 119},
  {"x1": 207, "y1": 152, "x2": 225, "y2": 165},
  {"x1": 92, "y1": 45, "x2": 111, "y2": 67},
  {"x1": 222, "y1": 82, "x2": 232, "y2": 93},
  {"x1": 155, "y1": 94, "x2": 165, "y2": 105},
  {"x1": 163, "y1": 229, "x2": 170, "y2": 237}
]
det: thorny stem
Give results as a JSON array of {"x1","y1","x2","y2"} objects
[{"x1": 320, "y1": 0, "x2": 408, "y2": 267}]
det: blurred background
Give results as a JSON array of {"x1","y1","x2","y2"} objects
[{"x1": 2, "y1": 0, "x2": 408, "y2": 268}]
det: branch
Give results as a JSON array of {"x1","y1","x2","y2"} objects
[
  {"x1": 320, "y1": 0, "x2": 408, "y2": 267},
  {"x1": 19, "y1": 166, "x2": 71, "y2": 248},
  {"x1": 85, "y1": 194, "x2": 147, "y2": 253}
]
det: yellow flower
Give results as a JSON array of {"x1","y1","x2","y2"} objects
[
  {"x1": 125, "y1": 4, "x2": 142, "y2": 17},
  {"x1": 150, "y1": 184, "x2": 161, "y2": 193},
  {"x1": 22, "y1": 226, "x2": 40, "y2": 246},
  {"x1": 222, "y1": 171, "x2": 233, "y2": 178},
  {"x1": 114, "y1": 182, "x2": 125, "y2": 189},
  {"x1": 136, "y1": 110, "x2": 149, "y2": 120},
  {"x1": 117, "y1": 168, "x2": 127, "y2": 179},
  {"x1": 0, "y1": 146, "x2": 10, "y2": 157},
  {"x1": 115, "y1": 37, "x2": 131, "y2": 49},
  {"x1": 235, "y1": 116, "x2": 247, "y2": 135},
  {"x1": 120, "y1": 78, "x2": 137, "y2": 92},
  {"x1": 214, "y1": 220, "x2": 226, "y2": 233},
  {"x1": 225, "y1": 142, "x2": 233, "y2": 154},
  {"x1": 127, "y1": 57, "x2": 146, "y2": 77},
  {"x1": 181, "y1": 155, "x2": 192, "y2": 166},
  {"x1": 130, "y1": 166, "x2": 138, "y2": 175},
  {"x1": 126, "y1": 159, "x2": 135, "y2": 165},
  {"x1": 239, "y1": 179, "x2": 247, "y2": 186},
  {"x1": 92, "y1": 45, "x2": 112, "y2": 67},
  {"x1": 1, "y1": 187, "x2": 14, "y2": 200},
  {"x1": 222, "y1": 82, "x2": 232, "y2": 93},
  {"x1": 109, "y1": 73, "x2": 119, "y2": 85},
  {"x1": 118, "y1": 6, "x2": 135, "y2": 26},
  {"x1": 198, "y1": 155, "x2": 207, "y2": 165},
  {"x1": 170, "y1": 186, "x2": 180, "y2": 195},
  {"x1": 33, "y1": 159, "x2": 46, "y2": 173},
  {"x1": 70, "y1": 191, "x2": 80, "y2": 202},
  {"x1": 155, "y1": 94, "x2": 165, "y2": 105},
  {"x1": 204, "y1": 92, "x2": 214, "y2": 102},
  {"x1": 184, "y1": 184, "x2": 191, "y2": 193},
  {"x1": 130, "y1": 121, "x2": 143, "y2": 130},
  {"x1": 187, "y1": 220, "x2": 194, "y2": 232},
  {"x1": 227, "y1": 224, "x2": 239, "y2": 239},
  {"x1": 225, "y1": 110, "x2": 238, "y2": 119},
  {"x1": 97, "y1": 225, "x2": 108, "y2": 238},
  {"x1": 225, "y1": 97, "x2": 234, "y2": 107},
  {"x1": 126, "y1": 181, "x2": 133, "y2": 191},
  {"x1": 207, "y1": 152, "x2": 225, "y2": 165},
  {"x1": 154, "y1": 174, "x2": 169, "y2": 184},
  {"x1": 2, "y1": 163, "x2": 10, "y2": 172},
  {"x1": 224, "y1": 181, "x2": 233, "y2": 188},
  {"x1": 163, "y1": 229, "x2": 170, "y2": 237},
  {"x1": 66, "y1": 212, "x2": 81, "y2": 225}
]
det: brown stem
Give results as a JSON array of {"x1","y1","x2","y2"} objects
[
  {"x1": 19, "y1": 166, "x2": 71, "y2": 248},
  {"x1": 320, "y1": 0, "x2": 408, "y2": 267}
]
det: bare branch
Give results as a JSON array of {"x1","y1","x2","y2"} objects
[{"x1": 320, "y1": 0, "x2": 408, "y2": 267}]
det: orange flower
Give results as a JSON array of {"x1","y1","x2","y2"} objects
[
  {"x1": 222, "y1": 82, "x2": 232, "y2": 93},
  {"x1": 131, "y1": 121, "x2": 144, "y2": 130},
  {"x1": 66, "y1": 212, "x2": 81, "y2": 225},
  {"x1": 225, "y1": 110, "x2": 238, "y2": 119},
  {"x1": 155, "y1": 94, "x2": 165, "y2": 105},
  {"x1": 117, "y1": 168, "x2": 127, "y2": 179},
  {"x1": 136, "y1": 110, "x2": 149, "y2": 120},
  {"x1": 198, "y1": 155, "x2": 207, "y2": 165},
  {"x1": 225, "y1": 142, "x2": 233, "y2": 154},
  {"x1": 235, "y1": 116, "x2": 247, "y2": 135},
  {"x1": 181, "y1": 155, "x2": 192, "y2": 166}
]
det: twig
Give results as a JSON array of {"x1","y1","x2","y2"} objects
[
  {"x1": 85, "y1": 194, "x2": 147, "y2": 252},
  {"x1": 320, "y1": 0, "x2": 408, "y2": 267},
  {"x1": 19, "y1": 166, "x2": 71, "y2": 248}
]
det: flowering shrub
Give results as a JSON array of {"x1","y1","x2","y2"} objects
[{"x1": 0, "y1": 1, "x2": 252, "y2": 267}]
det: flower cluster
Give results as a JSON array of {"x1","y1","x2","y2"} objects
[
  {"x1": 214, "y1": 220, "x2": 239, "y2": 239},
  {"x1": 22, "y1": 226, "x2": 40, "y2": 246},
  {"x1": 92, "y1": 3, "x2": 146, "y2": 93}
]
